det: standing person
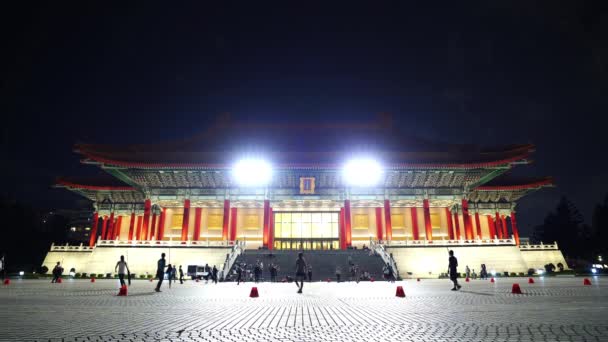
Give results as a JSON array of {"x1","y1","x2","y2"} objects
[
  {"x1": 254, "y1": 261, "x2": 261, "y2": 283},
  {"x1": 166, "y1": 264, "x2": 173, "y2": 289},
  {"x1": 171, "y1": 265, "x2": 177, "y2": 284},
  {"x1": 307, "y1": 265, "x2": 312, "y2": 282},
  {"x1": 294, "y1": 252, "x2": 307, "y2": 294},
  {"x1": 480, "y1": 264, "x2": 488, "y2": 280},
  {"x1": 51, "y1": 262, "x2": 62, "y2": 283},
  {"x1": 335, "y1": 266, "x2": 341, "y2": 283},
  {"x1": 115, "y1": 255, "x2": 130, "y2": 287},
  {"x1": 269, "y1": 263, "x2": 276, "y2": 282},
  {"x1": 212, "y1": 265, "x2": 218, "y2": 284},
  {"x1": 465, "y1": 265, "x2": 471, "y2": 279},
  {"x1": 0, "y1": 254, "x2": 5, "y2": 281},
  {"x1": 448, "y1": 250, "x2": 462, "y2": 291},
  {"x1": 236, "y1": 264, "x2": 243, "y2": 285},
  {"x1": 179, "y1": 265, "x2": 184, "y2": 284},
  {"x1": 155, "y1": 253, "x2": 166, "y2": 292}
]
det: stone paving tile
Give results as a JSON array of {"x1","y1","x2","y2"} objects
[{"x1": 0, "y1": 277, "x2": 606, "y2": 341}]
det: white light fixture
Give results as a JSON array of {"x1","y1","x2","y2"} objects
[
  {"x1": 343, "y1": 158, "x2": 383, "y2": 186},
  {"x1": 232, "y1": 158, "x2": 273, "y2": 186},
  {"x1": 19, "y1": 271, "x2": 24, "y2": 276},
  {"x1": 591, "y1": 268, "x2": 598, "y2": 274}
]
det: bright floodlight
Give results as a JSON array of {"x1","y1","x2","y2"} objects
[
  {"x1": 233, "y1": 158, "x2": 273, "y2": 186},
  {"x1": 343, "y1": 158, "x2": 383, "y2": 186}
]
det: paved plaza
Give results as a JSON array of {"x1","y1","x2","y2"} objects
[{"x1": 0, "y1": 277, "x2": 606, "y2": 341}]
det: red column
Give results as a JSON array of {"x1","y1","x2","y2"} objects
[
  {"x1": 114, "y1": 216, "x2": 123, "y2": 240},
  {"x1": 487, "y1": 215, "x2": 496, "y2": 238},
  {"x1": 142, "y1": 199, "x2": 151, "y2": 241},
  {"x1": 157, "y1": 208, "x2": 166, "y2": 241},
  {"x1": 411, "y1": 207, "x2": 420, "y2": 240},
  {"x1": 495, "y1": 212, "x2": 503, "y2": 239},
  {"x1": 501, "y1": 215, "x2": 508, "y2": 238},
  {"x1": 229, "y1": 207, "x2": 238, "y2": 241},
  {"x1": 222, "y1": 200, "x2": 230, "y2": 241},
  {"x1": 339, "y1": 207, "x2": 346, "y2": 249},
  {"x1": 511, "y1": 212, "x2": 520, "y2": 245},
  {"x1": 128, "y1": 212, "x2": 136, "y2": 240},
  {"x1": 344, "y1": 200, "x2": 352, "y2": 247},
  {"x1": 150, "y1": 212, "x2": 157, "y2": 240},
  {"x1": 107, "y1": 212, "x2": 115, "y2": 240},
  {"x1": 453, "y1": 212, "x2": 461, "y2": 239},
  {"x1": 474, "y1": 212, "x2": 482, "y2": 239},
  {"x1": 446, "y1": 208, "x2": 454, "y2": 240},
  {"x1": 384, "y1": 200, "x2": 392, "y2": 241},
  {"x1": 181, "y1": 199, "x2": 190, "y2": 241},
  {"x1": 423, "y1": 199, "x2": 433, "y2": 241},
  {"x1": 263, "y1": 199, "x2": 270, "y2": 248},
  {"x1": 375, "y1": 207, "x2": 384, "y2": 241},
  {"x1": 462, "y1": 199, "x2": 473, "y2": 240},
  {"x1": 193, "y1": 207, "x2": 202, "y2": 241},
  {"x1": 268, "y1": 207, "x2": 274, "y2": 250},
  {"x1": 101, "y1": 216, "x2": 108, "y2": 240},
  {"x1": 89, "y1": 212, "x2": 99, "y2": 247},
  {"x1": 135, "y1": 216, "x2": 143, "y2": 240}
]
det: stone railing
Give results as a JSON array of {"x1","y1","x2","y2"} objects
[
  {"x1": 370, "y1": 240, "x2": 400, "y2": 279},
  {"x1": 220, "y1": 240, "x2": 245, "y2": 280},
  {"x1": 379, "y1": 236, "x2": 516, "y2": 247},
  {"x1": 50, "y1": 243, "x2": 94, "y2": 252},
  {"x1": 96, "y1": 239, "x2": 236, "y2": 247},
  {"x1": 519, "y1": 242, "x2": 559, "y2": 251}
]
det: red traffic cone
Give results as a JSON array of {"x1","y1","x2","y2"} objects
[
  {"x1": 465, "y1": 277, "x2": 470, "y2": 282},
  {"x1": 490, "y1": 278, "x2": 495, "y2": 283},
  {"x1": 395, "y1": 286, "x2": 405, "y2": 297},
  {"x1": 528, "y1": 278, "x2": 534, "y2": 284},
  {"x1": 3, "y1": 279, "x2": 10, "y2": 285},
  {"x1": 511, "y1": 283, "x2": 522, "y2": 294},
  {"x1": 370, "y1": 277, "x2": 375, "y2": 282},
  {"x1": 57, "y1": 277, "x2": 63, "y2": 283},
  {"x1": 249, "y1": 287, "x2": 259, "y2": 298},
  {"x1": 327, "y1": 278, "x2": 331, "y2": 283},
  {"x1": 90, "y1": 277, "x2": 95, "y2": 283},
  {"x1": 417, "y1": 278, "x2": 420, "y2": 282},
  {"x1": 583, "y1": 278, "x2": 592, "y2": 286},
  {"x1": 117, "y1": 285, "x2": 127, "y2": 296}
]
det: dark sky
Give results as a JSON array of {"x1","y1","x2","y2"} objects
[{"x1": 2, "y1": 2, "x2": 607, "y2": 236}]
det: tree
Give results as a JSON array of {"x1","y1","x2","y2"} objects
[{"x1": 532, "y1": 197, "x2": 589, "y2": 259}]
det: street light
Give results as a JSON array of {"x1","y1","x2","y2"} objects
[
  {"x1": 343, "y1": 158, "x2": 383, "y2": 186},
  {"x1": 232, "y1": 158, "x2": 273, "y2": 186}
]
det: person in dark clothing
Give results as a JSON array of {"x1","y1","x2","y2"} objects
[
  {"x1": 179, "y1": 265, "x2": 184, "y2": 284},
  {"x1": 212, "y1": 265, "x2": 218, "y2": 284},
  {"x1": 254, "y1": 262, "x2": 261, "y2": 283},
  {"x1": 307, "y1": 265, "x2": 312, "y2": 282},
  {"x1": 269, "y1": 263, "x2": 277, "y2": 282},
  {"x1": 236, "y1": 265, "x2": 243, "y2": 285},
  {"x1": 203, "y1": 263, "x2": 210, "y2": 283},
  {"x1": 155, "y1": 253, "x2": 166, "y2": 292},
  {"x1": 336, "y1": 266, "x2": 341, "y2": 283},
  {"x1": 480, "y1": 264, "x2": 488, "y2": 280},
  {"x1": 295, "y1": 252, "x2": 307, "y2": 294},
  {"x1": 51, "y1": 262, "x2": 63, "y2": 283},
  {"x1": 448, "y1": 250, "x2": 461, "y2": 291},
  {"x1": 166, "y1": 264, "x2": 173, "y2": 288}
]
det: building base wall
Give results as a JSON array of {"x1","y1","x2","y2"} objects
[
  {"x1": 520, "y1": 250, "x2": 568, "y2": 270},
  {"x1": 387, "y1": 245, "x2": 568, "y2": 278},
  {"x1": 42, "y1": 246, "x2": 231, "y2": 276}
]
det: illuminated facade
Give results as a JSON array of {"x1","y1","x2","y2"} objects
[{"x1": 55, "y1": 116, "x2": 553, "y2": 251}]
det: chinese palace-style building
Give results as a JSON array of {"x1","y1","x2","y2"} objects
[{"x1": 43, "y1": 116, "x2": 568, "y2": 277}]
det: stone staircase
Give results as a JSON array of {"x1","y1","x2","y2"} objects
[{"x1": 227, "y1": 249, "x2": 387, "y2": 282}]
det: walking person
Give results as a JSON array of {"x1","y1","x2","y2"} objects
[
  {"x1": 212, "y1": 265, "x2": 218, "y2": 284},
  {"x1": 179, "y1": 265, "x2": 184, "y2": 284},
  {"x1": 115, "y1": 255, "x2": 130, "y2": 287},
  {"x1": 236, "y1": 264, "x2": 243, "y2": 285},
  {"x1": 448, "y1": 250, "x2": 462, "y2": 291},
  {"x1": 166, "y1": 264, "x2": 173, "y2": 288},
  {"x1": 307, "y1": 265, "x2": 312, "y2": 282},
  {"x1": 480, "y1": 264, "x2": 488, "y2": 280},
  {"x1": 254, "y1": 261, "x2": 261, "y2": 283},
  {"x1": 465, "y1": 265, "x2": 471, "y2": 279},
  {"x1": 155, "y1": 253, "x2": 166, "y2": 292},
  {"x1": 335, "y1": 266, "x2": 341, "y2": 283},
  {"x1": 294, "y1": 252, "x2": 307, "y2": 294},
  {"x1": 269, "y1": 263, "x2": 276, "y2": 282},
  {"x1": 51, "y1": 262, "x2": 63, "y2": 283}
]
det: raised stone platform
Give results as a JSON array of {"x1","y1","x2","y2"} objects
[{"x1": 0, "y1": 277, "x2": 605, "y2": 341}]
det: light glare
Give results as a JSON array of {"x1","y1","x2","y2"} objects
[
  {"x1": 343, "y1": 158, "x2": 383, "y2": 186},
  {"x1": 233, "y1": 159, "x2": 272, "y2": 186}
]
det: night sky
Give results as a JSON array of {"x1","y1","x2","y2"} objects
[{"x1": 2, "y1": 2, "x2": 607, "y2": 237}]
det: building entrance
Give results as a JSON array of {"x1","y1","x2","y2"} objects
[{"x1": 273, "y1": 212, "x2": 340, "y2": 250}]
